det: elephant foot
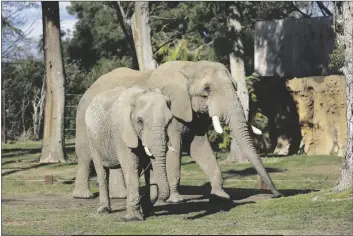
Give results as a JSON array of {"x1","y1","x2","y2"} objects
[
  {"x1": 211, "y1": 188, "x2": 230, "y2": 199},
  {"x1": 123, "y1": 210, "x2": 144, "y2": 222},
  {"x1": 209, "y1": 194, "x2": 233, "y2": 203},
  {"x1": 271, "y1": 191, "x2": 283, "y2": 198},
  {"x1": 73, "y1": 187, "x2": 94, "y2": 199},
  {"x1": 211, "y1": 188, "x2": 230, "y2": 200},
  {"x1": 166, "y1": 192, "x2": 186, "y2": 203},
  {"x1": 97, "y1": 205, "x2": 112, "y2": 214}
]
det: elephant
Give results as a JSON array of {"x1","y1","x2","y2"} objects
[
  {"x1": 73, "y1": 61, "x2": 282, "y2": 205},
  {"x1": 85, "y1": 85, "x2": 173, "y2": 221}
]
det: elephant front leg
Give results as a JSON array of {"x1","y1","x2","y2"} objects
[
  {"x1": 119, "y1": 151, "x2": 144, "y2": 221},
  {"x1": 190, "y1": 134, "x2": 230, "y2": 200},
  {"x1": 92, "y1": 156, "x2": 111, "y2": 214},
  {"x1": 166, "y1": 145, "x2": 184, "y2": 203},
  {"x1": 140, "y1": 167, "x2": 156, "y2": 217},
  {"x1": 166, "y1": 124, "x2": 184, "y2": 203},
  {"x1": 109, "y1": 168, "x2": 127, "y2": 199}
]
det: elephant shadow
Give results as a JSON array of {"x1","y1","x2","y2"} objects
[
  {"x1": 153, "y1": 198, "x2": 253, "y2": 220},
  {"x1": 151, "y1": 183, "x2": 317, "y2": 220},
  {"x1": 223, "y1": 167, "x2": 286, "y2": 179}
]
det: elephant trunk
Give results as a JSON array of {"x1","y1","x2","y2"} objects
[
  {"x1": 149, "y1": 129, "x2": 170, "y2": 201},
  {"x1": 228, "y1": 99, "x2": 281, "y2": 197},
  {"x1": 210, "y1": 88, "x2": 281, "y2": 197}
]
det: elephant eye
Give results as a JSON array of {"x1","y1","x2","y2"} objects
[
  {"x1": 166, "y1": 99, "x2": 171, "y2": 109},
  {"x1": 137, "y1": 117, "x2": 143, "y2": 125},
  {"x1": 204, "y1": 85, "x2": 211, "y2": 95}
]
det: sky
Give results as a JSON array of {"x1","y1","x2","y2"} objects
[
  {"x1": 3, "y1": 1, "x2": 79, "y2": 59},
  {"x1": 18, "y1": 2, "x2": 78, "y2": 41}
]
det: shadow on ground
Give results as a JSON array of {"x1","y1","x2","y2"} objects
[
  {"x1": 149, "y1": 183, "x2": 317, "y2": 219},
  {"x1": 223, "y1": 167, "x2": 286, "y2": 179},
  {"x1": 1, "y1": 148, "x2": 42, "y2": 158},
  {"x1": 1, "y1": 145, "x2": 76, "y2": 158},
  {"x1": 153, "y1": 198, "x2": 254, "y2": 220},
  {"x1": 1, "y1": 162, "x2": 77, "y2": 177},
  {"x1": 177, "y1": 183, "x2": 316, "y2": 201}
]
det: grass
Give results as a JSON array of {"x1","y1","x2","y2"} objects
[{"x1": 1, "y1": 141, "x2": 353, "y2": 235}]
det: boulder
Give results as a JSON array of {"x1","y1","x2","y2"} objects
[{"x1": 287, "y1": 75, "x2": 347, "y2": 156}]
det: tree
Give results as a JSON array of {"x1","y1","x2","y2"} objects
[
  {"x1": 1, "y1": 2, "x2": 39, "y2": 61},
  {"x1": 2, "y1": 59, "x2": 45, "y2": 140},
  {"x1": 334, "y1": 1, "x2": 353, "y2": 192},
  {"x1": 224, "y1": 2, "x2": 250, "y2": 163},
  {"x1": 66, "y1": 2, "x2": 134, "y2": 86},
  {"x1": 40, "y1": 1, "x2": 66, "y2": 163},
  {"x1": 131, "y1": 1, "x2": 156, "y2": 70},
  {"x1": 111, "y1": 1, "x2": 139, "y2": 70}
]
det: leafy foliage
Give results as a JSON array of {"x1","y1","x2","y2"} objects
[
  {"x1": 328, "y1": 40, "x2": 345, "y2": 74},
  {"x1": 65, "y1": 2, "x2": 133, "y2": 79}
]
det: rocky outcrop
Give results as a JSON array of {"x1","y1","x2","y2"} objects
[
  {"x1": 254, "y1": 75, "x2": 347, "y2": 156},
  {"x1": 287, "y1": 75, "x2": 347, "y2": 156}
]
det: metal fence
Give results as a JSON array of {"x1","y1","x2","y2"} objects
[
  {"x1": 64, "y1": 93, "x2": 83, "y2": 138},
  {"x1": 0, "y1": 92, "x2": 83, "y2": 142}
]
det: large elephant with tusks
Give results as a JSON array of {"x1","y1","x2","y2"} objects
[{"x1": 73, "y1": 61, "x2": 282, "y2": 202}]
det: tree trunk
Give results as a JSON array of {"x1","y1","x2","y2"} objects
[
  {"x1": 131, "y1": 1, "x2": 156, "y2": 71},
  {"x1": 112, "y1": 1, "x2": 139, "y2": 70},
  {"x1": 32, "y1": 78, "x2": 45, "y2": 140},
  {"x1": 225, "y1": 3, "x2": 249, "y2": 163},
  {"x1": 21, "y1": 99, "x2": 29, "y2": 135},
  {"x1": 40, "y1": 1, "x2": 66, "y2": 163},
  {"x1": 2, "y1": 90, "x2": 7, "y2": 144},
  {"x1": 334, "y1": 1, "x2": 353, "y2": 192}
]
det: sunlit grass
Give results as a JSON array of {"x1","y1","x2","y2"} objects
[{"x1": 1, "y1": 141, "x2": 352, "y2": 235}]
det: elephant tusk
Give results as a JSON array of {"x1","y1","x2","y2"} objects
[
  {"x1": 251, "y1": 126, "x2": 262, "y2": 135},
  {"x1": 212, "y1": 116, "x2": 223, "y2": 134},
  {"x1": 168, "y1": 144, "x2": 175, "y2": 152},
  {"x1": 144, "y1": 147, "x2": 153, "y2": 156}
]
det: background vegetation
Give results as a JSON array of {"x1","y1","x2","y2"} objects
[{"x1": 1, "y1": 1, "x2": 340, "y2": 150}]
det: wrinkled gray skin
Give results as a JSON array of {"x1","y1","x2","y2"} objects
[
  {"x1": 85, "y1": 86, "x2": 172, "y2": 221},
  {"x1": 73, "y1": 61, "x2": 282, "y2": 205}
]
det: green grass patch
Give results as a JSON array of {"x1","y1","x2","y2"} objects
[{"x1": 1, "y1": 141, "x2": 352, "y2": 235}]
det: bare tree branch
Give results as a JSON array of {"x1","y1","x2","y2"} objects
[
  {"x1": 316, "y1": 1, "x2": 333, "y2": 16},
  {"x1": 292, "y1": 2, "x2": 311, "y2": 18}
]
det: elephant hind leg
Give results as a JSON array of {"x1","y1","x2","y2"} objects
[
  {"x1": 92, "y1": 155, "x2": 112, "y2": 214},
  {"x1": 73, "y1": 148, "x2": 94, "y2": 199},
  {"x1": 109, "y1": 168, "x2": 127, "y2": 199}
]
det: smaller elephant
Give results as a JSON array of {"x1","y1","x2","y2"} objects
[{"x1": 85, "y1": 86, "x2": 173, "y2": 221}]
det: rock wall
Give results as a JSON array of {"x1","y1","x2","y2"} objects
[
  {"x1": 254, "y1": 75, "x2": 347, "y2": 156},
  {"x1": 287, "y1": 75, "x2": 347, "y2": 156}
]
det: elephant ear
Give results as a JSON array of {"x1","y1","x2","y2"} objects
[
  {"x1": 113, "y1": 87, "x2": 145, "y2": 148},
  {"x1": 225, "y1": 69, "x2": 238, "y2": 91},
  {"x1": 149, "y1": 70, "x2": 193, "y2": 122}
]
